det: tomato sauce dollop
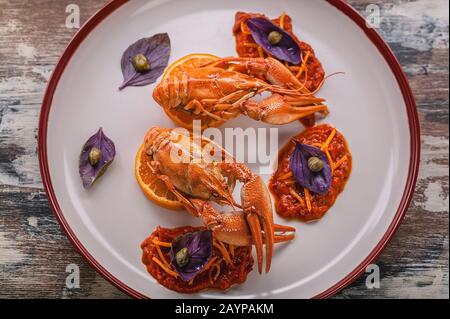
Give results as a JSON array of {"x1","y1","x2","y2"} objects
[
  {"x1": 233, "y1": 11, "x2": 325, "y2": 93},
  {"x1": 141, "y1": 226, "x2": 253, "y2": 293},
  {"x1": 269, "y1": 124, "x2": 352, "y2": 221}
]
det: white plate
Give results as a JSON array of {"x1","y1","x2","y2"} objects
[{"x1": 39, "y1": 0, "x2": 419, "y2": 298}]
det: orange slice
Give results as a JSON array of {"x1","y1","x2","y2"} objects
[
  {"x1": 135, "y1": 144, "x2": 183, "y2": 210},
  {"x1": 163, "y1": 53, "x2": 220, "y2": 79},
  {"x1": 162, "y1": 53, "x2": 226, "y2": 129}
]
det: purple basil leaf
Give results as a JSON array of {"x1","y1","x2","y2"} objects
[
  {"x1": 119, "y1": 33, "x2": 171, "y2": 90},
  {"x1": 170, "y1": 230, "x2": 212, "y2": 282},
  {"x1": 79, "y1": 127, "x2": 116, "y2": 189},
  {"x1": 289, "y1": 142, "x2": 331, "y2": 195},
  {"x1": 246, "y1": 17, "x2": 301, "y2": 64}
]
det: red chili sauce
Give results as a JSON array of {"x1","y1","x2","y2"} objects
[
  {"x1": 269, "y1": 124, "x2": 352, "y2": 221},
  {"x1": 141, "y1": 226, "x2": 253, "y2": 293},
  {"x1": 233, "y1": 11, "x2": 325, "y2": 93}
]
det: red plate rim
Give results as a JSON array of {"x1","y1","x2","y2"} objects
[{"x1": 38, "y1": 0, "x2": 420, "y2": 299}]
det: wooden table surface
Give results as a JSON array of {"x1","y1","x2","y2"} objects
[{"x1": 0, "y1": 0, "x2": 448, "y2": 299}]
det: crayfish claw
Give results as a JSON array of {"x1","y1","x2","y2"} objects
[{"x1": 241, "y1": 175, "x2": 274, "y2": 273}]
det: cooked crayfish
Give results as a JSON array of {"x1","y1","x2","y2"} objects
[
  {"x1": 144, "y1": 126, "x2": 295, "y2": 273},
  {"x1": 153, "y1": 56, "x2": 328, "y2": 127}
]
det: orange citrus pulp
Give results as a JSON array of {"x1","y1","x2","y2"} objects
[{"x1": 135, "y1": 144, "x2": 183, "y2": 210}]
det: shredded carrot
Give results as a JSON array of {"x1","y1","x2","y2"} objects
[
  {"x1": 213, "y1": 264, "x2": 221, "y2": 281},
  {"x1": 243, "y1": 42, "x2": 259, "y2": 48},
  {"x1": 289, "y1": 188, "x2": 305, "y2": 207},
  {"x1": 152, "y1": 238, "x2": 172, "y2": 247},
  {"x1": 240, "y1": 21, "x2": 252, "y2": 34},
  {"x1": 208, "y1": 261, "x2": 222, "y2": 285},
  {"x1": 229, "y1": 245, "x2": 235, "y2": 258},
  {"x1": 155, "y1": 244, "x2": 170, "y2": 268},
  {"x1": 296, "y1": 69, "x2": 310, "y2": 94},
  {"x1": 257, "y1": 46, "x2": 265, "y2": 58},
  {"x1": 187, "y1": 256, "x2": 221, "y2": 286},
  {"x1": 208, "y1": 269, "x2": 214, "y2": 284},
  {"x1": 152, "y1": 257, "x2": 178, "y2": 278},
  {"x1": 243, "y1": 42, "x2": 264, "y2": 57},
  {"x1": 208, "y1": 268, "x2": 214, "y2": 285},
  {"x1": 295, "y1": 64, "x2": 306, "y2": 79},
  {"x1": 202, "y1": 256, "x2": 218, "y2": 273},
  {"x1": 304, "y1": 188, "x2": 312, "y2": 212},
  {"x1": 280, "y1": 12, "x2": 286, "y2": 29},
  {"x1": 285, "y1": 179, "x2": 297, "y2": 185},
  {"x1": 214, "y1": 240, "x2": 232, "y2": 264},
  {"x1": 322, "y1": 128, "x2": 337, "y2": 151},
  {"x1": 325, "y1": 148, "x2": 334, "y2": 173},
  {"x1": 312, "y1": 143, "x2": 323, "y2": 148},
  {"x1": 219, "y1": 241, "x2": 231, "y2": 263},
  {"x1": 295, "y1": 51, "x2": 311, "y2": 78},
  {"x1": 279, "y1": 171, "x2": 293, "y2": 180},
  {"x1": 334, "y1": 155, "x2": 348, "y2": 170},
  {"x1": 217, "y1": 239, "x2": 227, "y2": 253}
]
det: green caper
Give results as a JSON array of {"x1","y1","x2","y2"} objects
[
  {"x1": 308, "y1": 156, "x2": 324, "y2": 172},
  {"x1": 175, "y1": 247, "x2": 190, "y2": 268},
  {"x1": 268, "y1": 31, "x2": 283, "y2": 45},
  {"x1": 132, "y1": 53, "x2": 151, "y2": 73},
  {"x1": 88, "y1": 147, "x2": 101, "y2": 166}
]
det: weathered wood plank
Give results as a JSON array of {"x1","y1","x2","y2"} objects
[
  {"x1": 0, "y1": 0, "x2": 448, "y2": 298},
  {"x1": 0, "y1": 185, "x2": 128, "y2": 298},
  {"x1": 0, "y1": 0, "x2": 128, "y2": 299},
  {"x1": 334, "y1": 0, "x2": 449, "y2": 299}
]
